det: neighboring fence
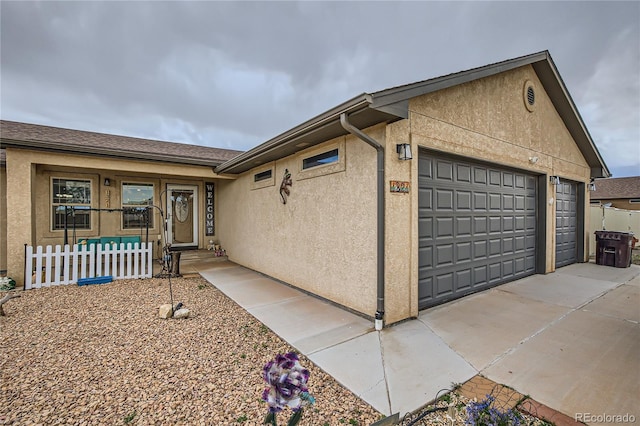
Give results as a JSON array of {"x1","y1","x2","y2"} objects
[
  {"x1": 589, "y1": 206, "x2": 640, "y2": 256},
  {"x1": 24, "y1": 243, "x2": 154, "y2": 289}
]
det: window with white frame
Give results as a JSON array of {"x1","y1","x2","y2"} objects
[
  {"x1": 52, "y1": 178, "x2": 92, "y2": 230},
  {"x1": 122, "y1": 183, "x2": 154, "y2": 229}
]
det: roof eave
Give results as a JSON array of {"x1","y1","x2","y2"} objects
[
  {"x1": 1, "y1": 138, "x2": 226, "y2": 168},
  {"x1": 215, "y1": 94, "x2": 378, "y2": 174}
]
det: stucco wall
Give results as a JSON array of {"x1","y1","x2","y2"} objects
[
  {"x1": 217, "y1": 131, "x2": 379, "y2": 318},
  {"x1": 3, "y1": 148, "x2": 230, "y2": 284},
  {"x1": 409, "y1": 64, "x2": 592, "y2": 282}
]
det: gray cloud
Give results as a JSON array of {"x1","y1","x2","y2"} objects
[{"x1": 1, "y1": 1, "x2": 638, "y2": 176}]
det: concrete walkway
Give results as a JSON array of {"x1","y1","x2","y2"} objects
[{"x1": 197, "y1": 260, "x2": 639, "y2": 420}]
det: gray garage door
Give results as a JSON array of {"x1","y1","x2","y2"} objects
[
  {"x1": 418, "y1": 151, "x2": 537, "y2": 309},
  {"x1": 555, "y1": 180, "x2": 578, "y2": 268}
]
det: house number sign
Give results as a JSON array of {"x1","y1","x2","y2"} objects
[
  {"x1": 390, "y1": 180, "x2": 410, "y2": 193},
  {"x1": 205, "y1": 182, "x2": 215, "y2": 236}
]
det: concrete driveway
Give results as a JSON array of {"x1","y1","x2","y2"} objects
[{"x1": 199, "y1": 261, "x2": 639, "y2": 421}]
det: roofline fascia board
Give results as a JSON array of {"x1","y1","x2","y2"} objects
[
  {"x1": 215, "y1": 94, "x2": 372, "y2": 174},
  {"x1": 370, "y1": 51, "x2": 550, "y2": 108},
  {"x1": 1, "y1": 139, "x2": 224, "y2": 167}
]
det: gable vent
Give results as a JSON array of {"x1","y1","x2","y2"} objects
[
  {"x1": 527, "y1": 86, "x2": 535, "y2": 106},
  {"x1": 523, "y1": 81, "x2": 536, "y2": 112}
]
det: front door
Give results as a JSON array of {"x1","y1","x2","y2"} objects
[{"x1": 167, "y1": 185, "x2": 198, "y2": 248}]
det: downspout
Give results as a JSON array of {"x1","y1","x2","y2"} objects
[{"x1": 339, "y1": 113, "x2": 385, "y2": 331}]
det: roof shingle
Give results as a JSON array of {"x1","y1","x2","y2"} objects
[
  {"x1": 591, "y1": 176, "x2": 640, "y2": 199},
  {"x1": 0, "y1": 120, "x2": 243, "y2": 167}
]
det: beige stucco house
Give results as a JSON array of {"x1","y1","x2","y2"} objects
[
  {"x1": 590, "y1": 177, "x2": 640, "y2": 210},
  {"x1": 0, "y1": 122, "x2": 242, "y2": 286},
  {"x1": 1, "y1": 51, "x2": 609, "y2": 327}
]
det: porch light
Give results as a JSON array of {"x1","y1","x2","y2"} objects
[
  {"x1": 104, "y1": 178, "x2": 111, "y2": 186},
  {"x1": 549, "y1": 176, "x2": 560, "y2": 186},
  {"x1": 396, "y1": 143, "x2": 412, "y2": 161},
  {"x1": 589, "y1": 179, "x2": 596, "y2": 191}
]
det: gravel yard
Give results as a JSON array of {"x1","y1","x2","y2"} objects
[{"x1": 0, "y1": 276, "x2": 382, "y2": 425}]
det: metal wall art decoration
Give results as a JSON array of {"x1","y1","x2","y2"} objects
[{"x1": 280, "y1": 169, "x2": 292, "y2": 204}]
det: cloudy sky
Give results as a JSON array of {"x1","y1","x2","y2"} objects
[{"x1": 1, "y1": 1, "x2": 638, "y2": 177}]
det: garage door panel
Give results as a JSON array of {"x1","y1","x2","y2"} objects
[
  {"x1": 456, "y1": 269, "x2": 472, "y2": 290},
  {"x1": 419, "y1": 150, "x2": 537, "y2": 309},
  {"x1": 489, "y1": 170, "x2": 501, "y2": 186},
  {"x1": 474, "y1": 217, "x2": 488, "y2": 234},
  {"x1": 489, "y1": 263, "x2": 502, "y2": 282},
  {"x1": 503, "y1": 216, "x2": 514, "y2": 232},
  {"x1": 474, "y1": 192, "x2": 488, "y2": 210},
  {"x1": 418, "y1": 156, "x2": 433, "y2": 178},
  {"x1": 457, "y1": 164, "x2": 472, "y2": 182},
  {"x1": 489, "y1": 239, "x2": 501, "y2": 256},
  {"x1": 436, "y1": 217, "x2": 454, "y2": 238},
  {"x1": 503, "y1": 259, "x2": 514, "y2": 279},
  {"x1": 503, "y1": 237, "x2": 514, "y2": 254},
  {"x1": 419, "y1": 188, "x2": 433, "y2": 209},
  {"x1": 437, "y1": 160, "x2": 454, "y2": 180},
  {"x1": 503, "y1": 194, "x2": 515, "y2": 210},
  {"x1": 456, "y1": 216, "x2": 472, "y2": 236},
  {"x1": 436, "y1": 244, "x2": 454, "y2": 266},
  {"x1": 457, "y1": 191, "x2": 472, "y2": 210},
  {"x1": 436, "y1": 273, "x2": 454, "y2": 296},
  {"x1": 474, "y1": 168, "x2": 487, "y2": 184},
  {"x1": 436, "y1": 189, "x2": 454, "y2": 210},
  {"x1": 555, "y1": 180, "x2": 578, "y2": 268},
  {"x1": 474, "y1": 265, "x2": 488, "y2": 285},
  {"x1": 457, "y1": 242, "x2": 472, "y2": 262},
  {"x1": 473, "y1": 240, "x2": 487, "y2": 258},
  {"x1": 489, "y1": 193, "x2": 501, "y2": 210},
  {"x1": 418, "y1": 246, "x2": 433, "y2": 269},
  {"x1": 419, "y1": 217, "x2": 433, "y2": 239},
  {"x1": 489, "y1": 216, "x2": 501, "y2": 233}
]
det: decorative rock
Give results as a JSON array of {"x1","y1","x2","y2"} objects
[
  {"x1": 173, "y1": 308, "x2": 190, "y2": 319},
  {"x1": 158, "y1": 304, "x2": 173, "y2": 319}
]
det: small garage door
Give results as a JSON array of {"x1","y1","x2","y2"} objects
[
  {"x1": 418, "y1": 151, "x2": 537, "y2": 309},
  {"x1": 555, "y1": 180, "x2": 578, "y2": 268}
]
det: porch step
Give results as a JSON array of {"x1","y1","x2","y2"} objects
[{"x1": 177, "y1": 249, "x2": 228, "y2": 262}]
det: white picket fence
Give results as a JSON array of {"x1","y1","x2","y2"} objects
[{"x1": 25, "y1": 243, "x2": 154, "y2": 289}]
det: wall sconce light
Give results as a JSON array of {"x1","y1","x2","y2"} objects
[
  {"x1": 549, "y1": 176, "x2": 560, "y2": 186},
  {"x1": 104, "y1": 178, "x2": 111, "y2": 186},
  {"x1": 396, "y1": 143, "x2": 412, "y2": 161},
  {"x1": 589, "y1": 179, "x2": 596, "y2": 191}
]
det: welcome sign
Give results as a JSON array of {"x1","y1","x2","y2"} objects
[{"x1": 205, "y1": 182, "x2": 215, "y2": 236}]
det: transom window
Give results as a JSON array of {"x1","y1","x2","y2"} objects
[
  {"x1": 254, "y1": 169, "x2": 272, "y2": 182},
  {"x1": 52, "y1": 178, "x2": 92, "y2": 230},
  {"x1": 122, "y1": 183, "x2": 154, "y2": 229},
  {"x1": 302, "y1": 148, "x2": 339, "y2": 170}
]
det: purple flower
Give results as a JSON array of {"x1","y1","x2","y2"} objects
[{"x1": 261, "y1": 352, "x2": 314, "y2": 413}]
